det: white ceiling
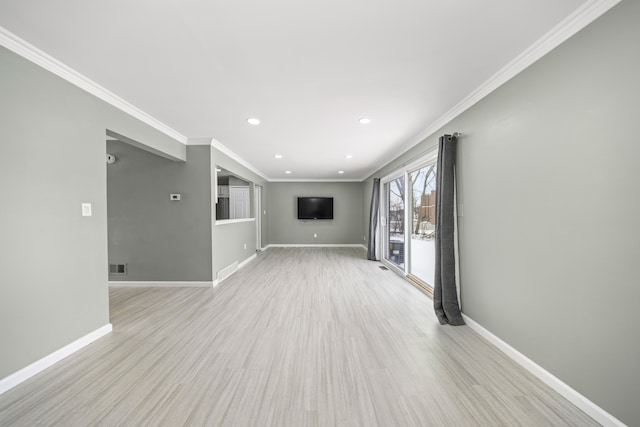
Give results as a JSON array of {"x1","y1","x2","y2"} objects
[{"x1": 0, "y1": 0, "x2": 601, "y2": 181}]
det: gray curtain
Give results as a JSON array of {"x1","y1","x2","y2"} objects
[
  {"x1": 367, "y1": 178, "x2": 380, "y2": 260},
  {"x1": 434, "y1": 135, "x2": 465, "y2": 325}
]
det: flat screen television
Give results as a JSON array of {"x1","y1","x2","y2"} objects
[{"x1": 297, "y1": 197, "x2": 333, "y2": 220}]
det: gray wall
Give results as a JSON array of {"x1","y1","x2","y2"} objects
[
  {"x1": 0, "y1": 46, "x2": 185, "y2": 379},
  {"x1": 107, "y1": 142, "x2": 212, "y2": 281},
  {"x1": 268, "y1": 182, "x2": 364, "y2": 245},
  {"x1": 364, "y1": 2, "x2": 639, "y2": 425},
  {"x1": 211, "y1": 148, "x2": 269, "y2": 278},
  {"x1": 228, "y1": 176, "x2": 249, "y2": 186}
]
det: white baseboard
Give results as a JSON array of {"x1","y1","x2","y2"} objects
[
  {"x1": 266, "y1": 244, "x2": 367, "y2": 249},
  {"x1": 109, "y1": 281, "x2": 214, "y2": 288},
  {"x1": 214, "y1": 253, "x2": 258, "y2": 287},
  {"x1": 238, "y1": 253, "x2": 257, "y2": 269},
  {"x1": 462, "y1": 314, "x2": 625, "y2": 427},
  {"x1": 0, "y1": 323, "x2": 113, "y2": 396}
]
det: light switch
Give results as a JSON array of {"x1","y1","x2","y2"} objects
[{"x1": 81, "y1": 203, "x2": 92, "y2": 217}]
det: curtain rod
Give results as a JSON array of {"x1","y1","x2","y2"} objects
[
  {"x1": 409, "y1": 131, "x2": 464, "y2": 161},
  {"x1": 381, "y1": 132, "x2": 464, "y2": 172}
]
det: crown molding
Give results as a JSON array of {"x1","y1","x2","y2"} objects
[
  {"x1": 0, "y1": 26, "x2": 188, "y2": 144},
  {"x1": 186, "y1": 137, "x2": 214, "y2": 146},
  {"x1": 210, "y1": 137, "x2": 268, "y2": 180},
  {"x1": 373, "y1": 0, "x2": 621, "y2": 176},
  {"x1": 269, "y1": 178, "x2": 363, "y2": 183},
  {"x1": 266, "y1": 244, "x2": 367, "y2": 248}
]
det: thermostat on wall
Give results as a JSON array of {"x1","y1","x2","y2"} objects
[{"x1": 170, "y1": 194, "x2": 181, "y2": 201}]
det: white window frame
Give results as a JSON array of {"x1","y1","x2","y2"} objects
[{"x1": 378, "y1": 146, "x2": 439, "y2": 280}]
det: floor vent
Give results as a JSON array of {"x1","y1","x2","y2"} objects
[
  {"x1": 379, "y1": 266, "x2": 389, "y2": 270},
  {"x1": 217, "y1": 261, "x2": 239, "y2": 282},
  {"x1": 109, "y1": 263, "x2": 127, "y2": 275}
]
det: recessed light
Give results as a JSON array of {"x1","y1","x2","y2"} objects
[
  {"x1": 247, "y1": 117, "x2": 260, "y2": 125},
  {"x1": 338, "y1": 170, "x2": 344, "y2": 174},
  {"x1": 345, "y1": 154, "x2": 353, "y2": 159},
  {"x1": 285, "y1": 170, "x2": 292, "y2": 174},
  {"x1": 274, "y1": 154, "x2": 283, "y2": 159},
  {"x1": 216, "y1": 168, "x2": 221, "y2": 172},
  {"x1": 358, "y1": 117, "x2": 371, "y2": 125}
]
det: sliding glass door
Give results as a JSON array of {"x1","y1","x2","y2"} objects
[
  {"x1": 381, "y1": 150, "x2": 437, "y2": 291},
  {"x1": 408, "y1": 162, "x2": 437, "y2": 287},
  {"x1": 383, "y1": 176, "x2": 405, "y2": 269}
]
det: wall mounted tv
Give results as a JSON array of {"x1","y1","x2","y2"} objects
[{"x1": 297, "y1": 197, "x2": 334, "y2": 220}]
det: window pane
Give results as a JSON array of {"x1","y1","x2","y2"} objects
[
  {"x1": 385, "y1": 176, "x2": 405, "y2": 269},
  {"x1": 409, "y1": 163, "x2": 437, "y2": 285}
]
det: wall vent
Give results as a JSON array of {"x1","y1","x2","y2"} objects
[
  {"x1": 217, "y1": 261, "x2": 238, "y2": 282},
  {"x1": 109, "y1": 263, "x2": 127, "y2": 275}
]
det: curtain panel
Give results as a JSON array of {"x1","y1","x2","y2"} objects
[
  {"x1": 433, "y1": 135, "x2": 465, "y2": 325},
  {"x1": 367, "y1": 178, "x2": 381, "y2": 261}
]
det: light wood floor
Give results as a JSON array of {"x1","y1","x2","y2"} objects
[{"x1": 0, "y1": 248, "x2": 598, "y2": 426}]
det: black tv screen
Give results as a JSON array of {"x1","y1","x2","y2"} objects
[{"x1": 298, "y1": 197, "x2": 333, "y2": 220}]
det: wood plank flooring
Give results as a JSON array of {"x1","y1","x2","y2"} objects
[{"x1": 0, "y1": 248, "x2": 598, "y2": 426}]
